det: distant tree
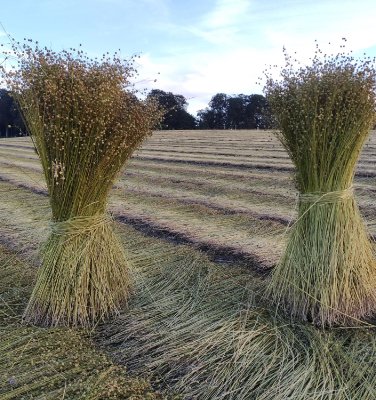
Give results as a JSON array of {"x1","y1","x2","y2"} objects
[
  {"x1": 197, "y1": 92, "x2": 274, "y2": 130},
  {"x1": 244, "y1": 94, "x2": 273, "y2": 129},
  {"x1": 227, "y1": 96, "x2": 246, "y2": 129},
  {"x1": 0, "y1": 89, "x2": 28, "y2": 137},
  {"x1": 0, "y1": 89, "x2": 13, "y2": 137},
  {"x1": 174, "y1": 108, "x2": 197, "y2": 129},
  {"x1": 209, "y1": 93, "x2": 228, "y2": 129},
  {"x1": 197, "y1": 108, "x2": 215, "y2": 129},
  {"x1": 147, "y1": 89, "x2": 196, "y2": 129}
]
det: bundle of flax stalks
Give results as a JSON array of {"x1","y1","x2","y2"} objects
[
  {"x1": 3, "y1": 40, "x2": 162, "y2": 327},
  {"x1": 264, "y1": 47, "x2": 376, "y2": 325}
]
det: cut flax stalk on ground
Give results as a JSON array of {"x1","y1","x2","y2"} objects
[
  {"x1": 264, "y1": 44, "x2": 376, "y2": 325},
  {"x1": 2, "y1": 39, "x2": 162, "y2": 327},
  {"x1": 0, "y1": 246, "x2": 165, "y2": 400},
  {"x1": 98, "y1": 229, "x2": 376, "y2": 400}
]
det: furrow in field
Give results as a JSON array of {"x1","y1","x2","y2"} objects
[
  {"x1": 138, "y1": 149, "x2": 376, "y2": 172},
  {"x1": 133, "y1": 156, "x2": 376, "y2": 177},
  {"x1": 113, "y1": 182, "x2": 294, "y2": 223},
  {"x1": 0, "y1": 142, "x2": 35, "y2": 151},
  {"x1": 0, "y1": 147, "x2": 38, "y2": 160},
  {"x1": 135, "y1": 155, "x2": 295, "y2": 172},
  {"x1": 0, "y1": 159, "x2": 43, "y2": 173},
  {"x1": 123, "y1": 168, "x2": 295, "y2": 199},
  {"x1": 140, "y1": 146, "x2": 291, "y2": 159},
  {"x1": 128, "y1": 158, "x2": 295, "y2": 188},
  {"x1": 138, "y1": 149, "x2": 290, "y2": 163}
]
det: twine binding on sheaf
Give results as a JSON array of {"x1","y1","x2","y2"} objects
[
  {"x1": 50, "y1": 214, "x2": 111, "y2": 235},
  {"x1": 299, "y1": 186, "x2": 354, "y2": 204}
]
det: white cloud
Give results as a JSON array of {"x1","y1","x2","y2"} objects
[
  {"x1": 263, "y1": 3, "x2": 376, "y2": 62},
  {"x1": 136, "y1": 47, "x2": 282, "y2": 115},
  {"x1": 136, "y1": 0, "x2": 376, "y2": 115},
  {"x1": 204, "y1": 0, "x2": 251, "y2": 28},
  {"x1": 187, "y1": 0, "x2": 252, "y2": 47}
]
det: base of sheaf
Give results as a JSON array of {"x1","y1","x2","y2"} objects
[
  {"x1": 267, "y1": 198, "x2": 376, "y2": 326},
  {"x1": 23, "y1": 218, "x2": 130, "y2": 328}
]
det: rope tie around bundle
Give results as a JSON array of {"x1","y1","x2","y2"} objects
[
  {"x1": 299, "y1": 186, "x2": 354, "y2": 204},
  {"x1": 50, "y1": 214, "x2": 111, "y2": 236}
]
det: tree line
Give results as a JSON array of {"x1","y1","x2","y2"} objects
[
  {"x1": 147, "y1": 90, "x2": 274, "y2": 130},
  {"x1": 196, "y1": 93, "x2": 274, "y2": 129},
  {"x1": 0, "y1": 88, "x2": 276, "y2": 137}
]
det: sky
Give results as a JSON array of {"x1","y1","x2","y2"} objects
[{"x1": 1, "y1": 0, "x2": 376, "y2": 115}]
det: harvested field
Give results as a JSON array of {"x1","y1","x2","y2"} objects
[
  {"x1": 2, "y1": 129, "x2": 376, "y2": 399},
  {"x1": 2, "y1": 130, "x2": 376, "y2": 269}
]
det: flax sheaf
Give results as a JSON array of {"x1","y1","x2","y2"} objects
[
  {"x1": 265, "y1": 45, "x2": 376, "y2": 326},
  {"x1": 2, "y1": 39, "x2": 164, "y2": 327}
]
